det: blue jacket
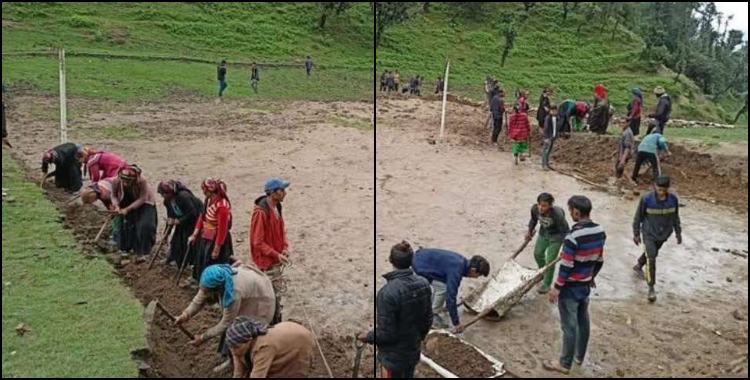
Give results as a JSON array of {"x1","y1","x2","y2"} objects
[
  {"x1": 412, "y1": 248, "x2": 469, "y2": 326},
  {"x1": 638, "y1": 132, "x2": 668, "y2": 154}
]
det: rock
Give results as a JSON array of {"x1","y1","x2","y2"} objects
[
  {"x1": 15, "y1": 323, "x2": 31, "y2": 336},
  {"x1": 726, "y1": 277, "x2": 733, "y2": 283},
  {"x1": 615, "y1": 368, "x2": 625, "y2": 377},
  {"x1": 715, "y1": 330, "x2": 722, "y2": 336},
  {"x1": 732, "y1": 309, "x2": 747, "y2": 321},
  {"x1": 712, "y1": 247, "x2": 720, "y2": 252}
]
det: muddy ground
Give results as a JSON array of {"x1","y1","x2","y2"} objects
[
  {"x1": 380, "y1": 97, "x2": 748, "y2": 213},
  {"x1": 377, "y1": 97, "x2": 748, "y2": 378},
  {"x1": 6, "y1": 94, "x2": 375, "y2": 378}
]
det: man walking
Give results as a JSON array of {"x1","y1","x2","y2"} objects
[
  {"x1": 250, "y1": 62, "x2": 260, "y2": 94},
  {"x1": 543, "y1": 195, "x2": 606, "y2": 374},
  {"x1": 632, "y1": 175, "x2": 682, "y2": 302},
  {"x1": 304, "y1": 55, "x2": 314, "y2": 76},
  {"x1": 217, "y1": 59, "x2": 228, "y2": 98}
]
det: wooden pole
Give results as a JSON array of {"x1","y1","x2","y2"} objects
[
  {"x1": 59, "y1": 48, "x2": 67, "y2": 144},
  {"x1": 439, "y1": 60, "x2": 450, "y2": 141}
]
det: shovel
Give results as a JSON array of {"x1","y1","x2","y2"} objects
[
  {"x1": 144, "y1": 300, "x2": 195, "y2": 340},
  {"x1": 351, "y1": 335, "x2": 366, "y2": 378},
  {"x1": 148, "y1": 223, "x2": 173, "y2": 270}
]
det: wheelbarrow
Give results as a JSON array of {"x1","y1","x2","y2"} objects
[{"x1": 462, "y1": 240, "x2": 560, "y2": 324}]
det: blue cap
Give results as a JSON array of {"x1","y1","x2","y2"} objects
[{"x1": 264, "y1": 177, "x2": 290, "y2": 193}]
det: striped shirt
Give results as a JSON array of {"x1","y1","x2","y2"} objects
[{"x1": 555, "y1": 220, "x2": 606, "y2": 291}]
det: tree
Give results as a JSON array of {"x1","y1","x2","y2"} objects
[
  {"x1": 318, "y1": 2, "x2": 351, "y2": 29},
  {"x1": 562, "y1": 2, "x2": 570, "y2": 21},
  {"x1": 449, "y1": 2, "x2": 485, "y2": 21},
  {"x1": 423, "y1": 2, "x2": 430, "y2": 13},
  {"x1": 499, "y1": 12, "x2": 516, "y2": 67},
  {"x1": 375, "y1": 2, "x2": 415, "y2": 47}
]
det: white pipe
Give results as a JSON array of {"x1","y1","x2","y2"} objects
[
  {"x1": 59, "y1": 48, "x2": 67, "y2": 144},
  {"x1": 439, "y1": 60, "x2": 450, "y2": 141},
  {"x1": 420, "y1": 353, "x2": 459, "y2": 378}
]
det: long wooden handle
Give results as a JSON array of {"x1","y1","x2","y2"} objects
[
  {"x1": 510, "y1": 238, "x2": 532, "y2": 260},
  {"x1": 155, "y1": 302, "x2": 195, "y2": 340},
  {"x1": 93, "y1": 215, "x2": 112, "y2": 242},
  {"x1": 175, "y1": 243, "x2": 193, "y2": 286},
  {"x1": 148, "y1": 224, "x2": 173, "y2": 269}
]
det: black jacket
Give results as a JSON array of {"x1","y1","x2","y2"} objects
[
  {"x1": 650, "y1": 94, "x2": 672, "y2": 125},
  {"x1": 366, "y1": 268, "x2": 432, "y2": 367},
  {"x1": 165, "y1": 189, "x2": 203, "y2": 226}
]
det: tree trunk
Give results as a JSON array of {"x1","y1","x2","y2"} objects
[
  {"x1": 501, "y1": 48, "x2": 510, "y2": 67},
  {"x1": 423, "y1": 2, "x2": 429, "y2": 13},
  {"x1": 611, "y1": 19, "x2": 619, "y2": 40},
  {"x1": 319, "y1": 13, "x2": 327, "y2": 29},
  {"x1": 563, "y1": 2, "x2": 569, "y2": 20}
]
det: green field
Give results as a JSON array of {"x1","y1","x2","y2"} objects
[
  {"x1": 377, "y1": 2, "x2": 738, "y2": 123},
  {"x1": 2, "y1": 2, "x2": 374, "y2": 102},
  {"x1": 2, "y1": 151, "x2": 145, "y2": 377}
]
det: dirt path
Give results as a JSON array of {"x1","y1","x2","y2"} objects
[
  {"x1": 7, "y1": 95, "x2": 375, "y2": 377},
  {"x1": 376, "y1": 98, "x2": 748, "y2": 378}
]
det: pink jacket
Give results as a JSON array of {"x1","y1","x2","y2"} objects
[{"x1": 86, "y1": 152, "x2": 127, "y2": 182}]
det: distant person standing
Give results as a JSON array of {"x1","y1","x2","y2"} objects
[
  {"x1": 394, "y1": 70, "x2": 401, "y2": 92},
  {"x1": 435, "y1": 77, "x2": 444, "y2": 95},
  {"x1": 647, "y1": 86, "x2": 672, "y2": 134},
  {"x1": 537, "y1": 88, "x2": 551, "y2": 130},
  {"x1": 250, "y1": 62, "x2": 260, "y2": 94},
  {"x1": 217, "y1": 60, "x2": 228, "y2": 98},
  {"x1": 626, "y1": 87, "x2": 643, "y2": 135},
  {"x1": 304, "y1": 55, "x2": 314, "y2": 76},
  {"x1": 490, "y1": 89, "x2": 505, "y2": 145}
]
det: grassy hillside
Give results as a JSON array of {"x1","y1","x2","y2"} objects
[
  {"x1": 2, "y1": 2, "x2": 373, "y2": 102},
  {"x1": 377, "y1": 2, "x2": 730, "y2": 122}
]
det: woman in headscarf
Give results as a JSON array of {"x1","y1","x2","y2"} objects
[
  {"x1": 157, "y1": 180, "x2": 203, "y2": 267},
  {"x1": 175, "y1": 264, "x2": 276, "y2": 367},
  {"x1": 626, "y1": 87, "x2": 643, "y2": 135},
  {"x1": 77, "y1": 146, "x2": 127, "y2": 183},
  {"x1": 589, "y1": 83, "x2": 612, "y2": 134},
  {"x1": 41, "y1": 142, "x2": 83, "y2": 192},
  {"x1": 111, "y1": 164, "x2": 158, "y2": 262},
  {"x1": 81, "y1": 177, "x2": 122, "y2": 245},
  {"x1": 225, "y1": 316, "x2": 313, "y2": 378},
  {"x1": 189, "y1": 178, "x2": 234, "y2": 281}
]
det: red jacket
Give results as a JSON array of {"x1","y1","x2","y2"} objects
[
  {"x1": 250, "y1": 196, "x2": 288, "y2": 270},
  {"x1": 508, "y1": 112, "x2": 530, "y2": 140},
  {"x1": 192, "y1": 197, "x2": 231, "y2": 247}
]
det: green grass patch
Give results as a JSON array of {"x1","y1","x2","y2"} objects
[
  {"x1": 2, "y1": 56, "x2": 372, "y2": 102},
  {"x1": 666, "y1": 123, "x2": 748, "y2": 144},
  {"x1": 329, "y1": 115, "x2": 372, "y2": 130},
  {"x1": 2, "y1": 2, "x2": 374, "y2": 103},
  {"x1": 2, "y1": 151, "x2": 145, "y2": 377}
]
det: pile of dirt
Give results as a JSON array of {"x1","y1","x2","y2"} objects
[
  {"x1": 423, "y1": 334, "x2": 496, "y2": 378},
  {"x1": 443, "y1": 104, "x2": 748, "y2": 213},
  {"x1": 32, "y1": 170, "x2": 373, "y2": 378}
]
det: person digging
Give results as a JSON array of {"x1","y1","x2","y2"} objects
[
  {"x1": 225, "y1": 316, "x2": 314, "y2": 378},
  {"x1": 632, "y1": 175, "x2": 682, "y2": 302},
  {"x1": 175, "y1": 263, "x2": 276, "y2": 373},
  {"x1": 412, "y1": 247, "x2": 490, "y2": 334},
  {"x1": 526, "y1": 192, "x2": 570, "y2": 294}
]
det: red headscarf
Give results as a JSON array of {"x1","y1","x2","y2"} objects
[
  {"x1": 201, "y1": 178, "x2": 229, "y2": 206},
  {"x1": 594, "y1": 83, "x2": 607, "y2": 99}
]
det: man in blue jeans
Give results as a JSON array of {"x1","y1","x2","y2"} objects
[{"x1": 544, "y1": 195, "x2": 606, "y2": 374}]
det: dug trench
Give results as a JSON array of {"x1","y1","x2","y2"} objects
[{"x1": 27, "y1": 171, "x2": 375, "y2": 378}]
